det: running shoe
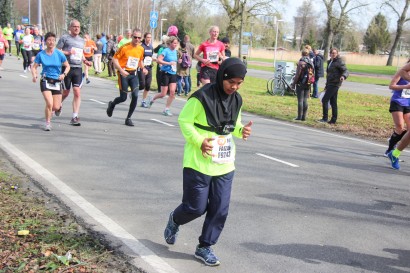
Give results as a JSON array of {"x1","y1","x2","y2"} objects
[
  {"x1": 43, "y1": 122, "x2": 51, "y2": 131},
  {"x1": 164, "y1": 211, "x2": 179, "y2": 245},
  {"x1": 125, "y1": 118, "x2": 134, "y2": 126},
  {"x1": 148, "y1": 96, "x2": 154, "y2": 108},
  {"x1": 106, "y1": 101, "x2": 114, "y2": 117},
  {"x1": 23, "y1": 69, "x2": 27, "y2": 73},
  {"x1": 70, "y1": 116, "x2": 81, "y2": 126},
  {"x1": 55, "y1": 106, "x2": 62, "y2": 117},
  {"x1": 194, "y1": 245, "x2": 220, "y2": 266},
  {"x1": 86, "y1": 78, "x2": 90, "y2": 84},
  {"x1": 387, "y1": 151, "x2": 400, "y2": 170},
  {"x1": 163, "y1": 109, "x2": 173, "y2": 116},
  {"x1": 141, "y1": 101, "x2": 148, "y2": 108},
  {"x1": 9, "y1": 53, "x2": 11, "y2": 56}
]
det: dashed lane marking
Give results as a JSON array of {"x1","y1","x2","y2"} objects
[{"x1": 256, "y1": 153, "x2": 299, "y2": 167}]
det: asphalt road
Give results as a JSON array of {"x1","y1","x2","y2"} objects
[{"x1": 1, "y1": 56, "x2": 409, "y2": 273}]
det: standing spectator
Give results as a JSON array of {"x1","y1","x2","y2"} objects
[
  {"x1": 291, "y1": 49, "x2": 313, "y2": 121},
  {"x1": 2, "y1": 23, "x2": 13, "y2": 56},
  {"x1": 312, "y1": 49, "x2": 324, "y2": 98},
  {"x1": 106, "y1": 34, "x2": 117, "y2": 77},
  {"x1": 100, "y1": 32, "x2": 108, "y2": 60},
  {"x1": 106, "y1": 28, "x2": 147, "y2": 126},
  {"x1": 56, "y1": 19, "x2": 92, "y2": 126},
  {"x1": 139, "y1": 32, "x2": 154, "y2": 107},
  {"x1": 31, "y1": 32, "x2": 70, "y2": 131},
  {"x1": 0, "y1": 29, "x2": 9, "y2": 75},
  {"x1": 20, "y1": 27, "x2": 34, "y2": 73},
  {"x1": 13, "y1": 25, "x2": 24, "y2": 60},
  {"x1": 184, "y1": 34, "x2": 195, "y2": 93},
  {"x1": 163, "y1": 57, "x2": 252, "y2": 267},
  {"x1": 176, "y1": 41, "x2": 191, "y2": 96},
  {"x1": 194, "y1": 26, "x2": 225, "y2": 85},
  {"x1": 83, "y1": 33, "x2": 97, "y2": 84},
  {"x1": 94, "y1": 34, "x2": 103, "y2": 74},
  {"x1": 318, "y1": 48, "x2": 349, "y2": 125},
  {"x1": 221, "y1": 37, "x2": 231, "y2": 57}
]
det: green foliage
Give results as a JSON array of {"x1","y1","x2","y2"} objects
[
  {"x1": 67, "y1": 0, "x2": 91, "y2": 35},
  {"x1": 0, "y1": 0, "x2": 12, "y2": 27},
  {"x1": 363, "y1": 13, "x2": 390, "y2": 54}
]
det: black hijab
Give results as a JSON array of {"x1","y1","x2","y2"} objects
[{"x1": 190, "y1": 58, "x2": 247, "y2": 133}]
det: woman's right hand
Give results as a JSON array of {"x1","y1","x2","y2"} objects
[{"x1": 200, "y1": 137, "x2": 214, "y2": 158}]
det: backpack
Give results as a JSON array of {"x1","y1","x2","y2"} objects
[
  {"x1": 180, "y1": 52, "x2": 191, "y2": 68},
  {"x1": 300, "y1": 57, "x2": 315, "y2": 85}
]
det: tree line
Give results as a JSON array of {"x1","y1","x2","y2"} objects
[{"x1": 1, "y1": 0, "x2": 409, "y2": 66}]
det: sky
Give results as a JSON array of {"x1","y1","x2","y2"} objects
[{"x1": 279, "y1": 0, "x2": 398, "y2": 32}]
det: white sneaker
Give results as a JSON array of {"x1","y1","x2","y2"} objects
[
  {"x1": 24, "y1": 69, "x2": 27, "y2": 73},
  {"x1": 44, "y1": 122, "x2": 51, "y2": 131}
]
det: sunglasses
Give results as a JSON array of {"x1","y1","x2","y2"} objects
[{"x1": 133, "y1": 36, "x2": 142, "y2": 39}]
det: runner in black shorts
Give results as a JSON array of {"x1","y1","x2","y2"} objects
[
  {"x1": 31, "y1": 32, "x2": 70, "y2": 131},
  {"x1": 56, "y1": 19, "x2": 92, "y2": 126}
]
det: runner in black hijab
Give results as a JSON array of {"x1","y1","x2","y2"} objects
[{"x1": 190, "y1": 57, "x2": 247, "y2": 134}]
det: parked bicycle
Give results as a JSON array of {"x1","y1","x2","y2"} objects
[{"x1": 267, "y1": 65, "x2": 296, "y2": 96}]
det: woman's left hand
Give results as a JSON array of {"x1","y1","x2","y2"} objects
[{"x1": 242, "y1": 121, "x2": 253, "y2": 141}]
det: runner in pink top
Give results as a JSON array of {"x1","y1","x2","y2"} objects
[{"x1": 194, "y1": 26, "x2": 225, "y2": 85}]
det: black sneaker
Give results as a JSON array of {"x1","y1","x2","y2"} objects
[
  {"x1": 106, "y1": 101, "x2": 114, "y2": 117},
  {"x1": 70, "y1": 116, "x2": 81, "y2": 126},
  {"x1": 86, "y1": 78, "x2": 90, "y2": 84},
  {"x1": 125, "y1": 118, "x2": 134, "y2": 126}
]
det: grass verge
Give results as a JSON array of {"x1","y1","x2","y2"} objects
[{"x1": 0, "y1": 154, "x2": 138, "y2": 273}]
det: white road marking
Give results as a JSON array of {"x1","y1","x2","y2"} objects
[
  {"x1": 261, "y1": 118, "x2": 388, "y2": 148},
  {"x1": 0, "y1": 135, "x2": 179, "y2": 273},
  {"x1": 19, "y1": 75, "x2": 28, "y2": 78},
  {"x1": 151, "y1": 119, "x2": 175, "y2": 127},
  {"x1": 256, "y1": 153, "x2": 299, "y2": 167},
  {"x1": 89, "y1": 99, "x2": 105, "y2": 104}
]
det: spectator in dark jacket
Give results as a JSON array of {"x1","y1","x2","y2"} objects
[
  {"x1": 318, "y1": 48, "x2": 349, "y2": 125},
  {"x1": 312, "y1": 49, "x2": 324, "y2": 98}
]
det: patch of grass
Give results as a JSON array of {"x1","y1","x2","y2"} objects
[
  {"x1": 239, "y1": 75, "x2": 392, "y2": 142},
  {"x1": 0, "y1": 169, "x2": 136, "y2": 273}
]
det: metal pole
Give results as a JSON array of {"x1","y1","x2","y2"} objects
[
  {"x1": 127, "y1": 0, "x2": 130, "y2": 30},
  {"x1": 38, "y1": 0, "x2": 42, "y2": 31},
  {"x1": 273, "y1": 17, "x2": 279, "y2": 71},
  {"x1": 151, "y1": 0, "x2": 155, "y2": 42},
  {"x1": 28, "y1": 0, "x2": 31, "y2": 24}
]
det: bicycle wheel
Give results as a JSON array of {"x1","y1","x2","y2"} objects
[
  {"x1": 273, "y1": 78, "x2": 285, "y2": 96},
  {"x1": 266, "y1": 77, "x2": 275, "y2": 95}
]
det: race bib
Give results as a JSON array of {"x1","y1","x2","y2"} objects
[
  {"x1": 402, "y1": 89, "x2": 410, "y2": 98},
  {"x1": 32, "y1": 43, "x2": 40, "y2": 50},
  {"x1": 171, "y1": 64, "x2": 177, "y2": 72},
  {"x1": 84, "y1": 47, "x2": 91, "y2": 54},
  {"x1": 126, "y1": 57, "x2": 139, "y2": 69},
  {"x1": 143, "y1": 56, "x2": 152, "y2": 66},
  {"x1": 212, "y1": 134, "x2": 235, "y2": 164},
  {"x1": 0, "y1": 42, "x2": 3, "y2": 49},
  {"x1": 207, "y1": 50, "x2": 219, "y2": 62},
  {"x1": 23, "y1": 41, "x2": 31, "y2": 48},
  {"x1": 70, "y1": 47, "x2": 83, "y2": 62},
  {"x1": 45, "y1": 81, "x2": 61, "y2": 91}
]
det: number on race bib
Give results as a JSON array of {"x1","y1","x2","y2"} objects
[{"x1": 211, "y1": 135, "x2": 235, "y2": 164}]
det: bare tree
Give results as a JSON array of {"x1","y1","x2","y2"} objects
[
  {"x1": 294, "y1": 0, "x2": 315, "y2": 50},
  {"x1": 322, "y1": 0, "x2": 368, "y2": 59},
  {"x1": 383, "y1": 0, "x2": 410, "y2": 66}
]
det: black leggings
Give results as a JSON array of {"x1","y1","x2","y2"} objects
[
  {"x1": 21, "y1": 50, "x2": 33, "y2": 70},
  {"x1": 6, "y1": 40, "x2": 12, "y2": 54},
  {"x1": 322, "y1": 85, "x2": 339, "y2": 122},
  {"x1": 296, "y1": 85, "x2": 310, "y2": 119},
  {"x1": 15, "y1": 41, "x2": 21, "y2": 57}
]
